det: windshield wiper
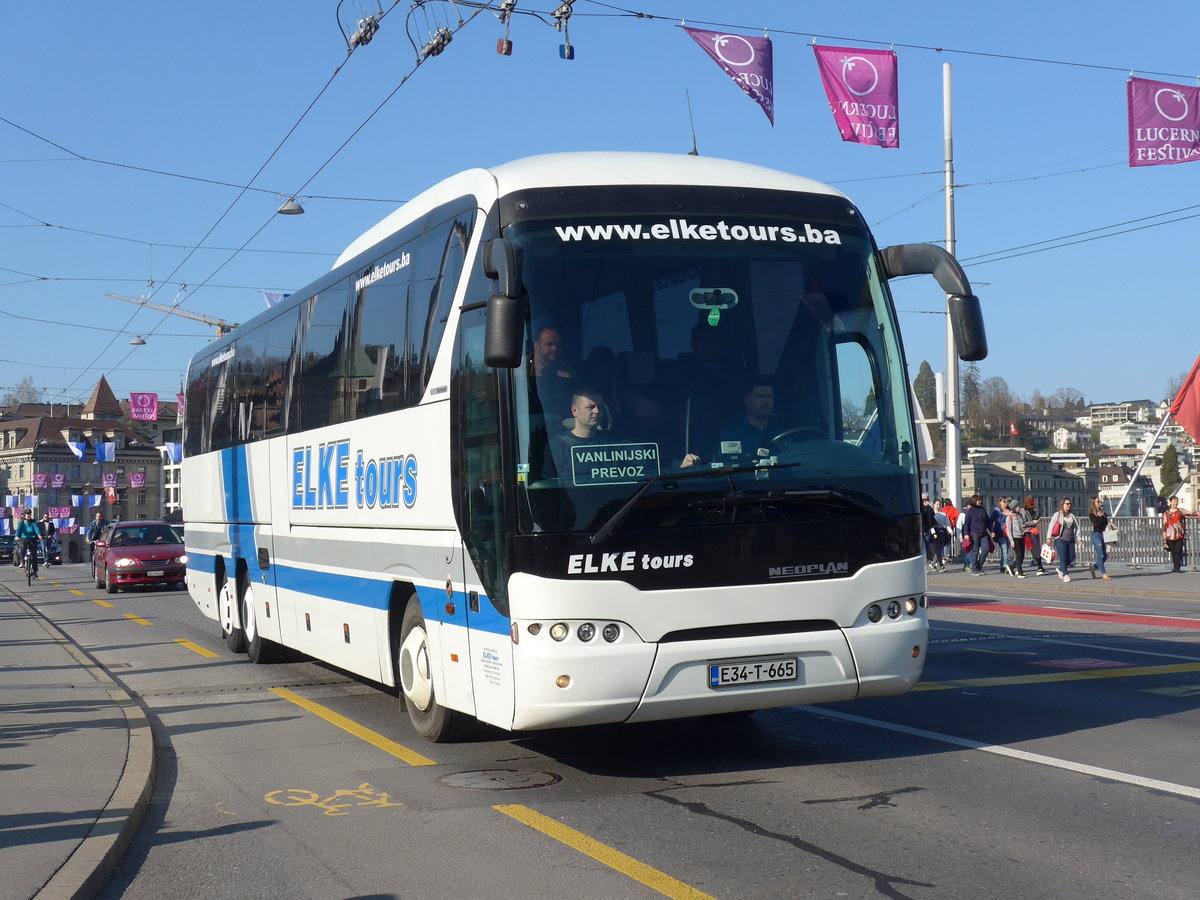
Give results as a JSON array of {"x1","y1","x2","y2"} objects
[{"x1": 589, "y1": 463, "x2": 796, "y2": 546}]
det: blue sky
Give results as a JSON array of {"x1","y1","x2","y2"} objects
[{"x1": 3, "y1": 1, "x2": 1198, "y2": 408}]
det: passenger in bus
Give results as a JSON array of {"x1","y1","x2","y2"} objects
[
  {"x1": 673, "y1": 323, "x2": 745, "y2": 383},
  {"x1": 530, "y1": 326, "x2": 575, "y2": 380}
]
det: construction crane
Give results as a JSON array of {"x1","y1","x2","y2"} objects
[{"x1": 105, "y1": 292, "x2": 239, "y2": 338}]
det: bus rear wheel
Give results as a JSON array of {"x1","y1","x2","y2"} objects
[
  {"x1": 397, "y1": 596, "x2": 469, "y2": 742},
  {"x1": 219, "y1": 575, "x2": 245, "y2": 653}
]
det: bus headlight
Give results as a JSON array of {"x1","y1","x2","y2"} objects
[
  {"x1": 905, "y1": 597, "x2": 919, "y2": 615},
  {"x1": 602, "y1": 623, "x2": 620, "y2": 642},
  {"x1": 887, "y1": 600, "x2": 902, "y2": 619},
  {"x1": 577, "y1": 623, "x2": 596, "y2": 642},
  {"x1": 866, "y1": 604, "x2": 883, "y2": 623},
  {"x1": 549, "y1": 623, "x2": 569, "y2": 642}
]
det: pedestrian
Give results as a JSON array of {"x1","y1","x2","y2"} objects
[
  {"x1": 1005, "y1": 497, "x2": 1027, "y2": 578},
  {"x1": 1022, "y1": 496, "x2": 1047, "y2": 575},
  {"x1": 1088, "y1": 497, "x2": 1112, "y2": 581},
  {"x1": 1162, "y1": 495, "x2": 1187, "y2": 573},
  {"x1": 990, "y1": 497, "x2": 1012, "y2": 575},
  {"x1": 941, "y1": 498, "x2": 960, "y2": 565},
  {"x1": 933, "y1": 500, "x2": 951, "y2": 571},
  {"x1": 961, "y1": 494, "x2": 990, "y2": 576},
  {"x1": 1047, "y1": 497, "x2": 1079, "y2": 582},
  {"x1": 39, "y1": 513, "x2": 56, "y2": 565},
  {"x1": 921, "y1": 496, "x2": 939, "y2": 572}
]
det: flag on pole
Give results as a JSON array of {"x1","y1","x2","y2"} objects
[
  {"x1": 95, "y1": 441, "x2": 116, "y2": 463},
  {"x1": 165, "y1": 442, "x2": 184, "y2": 464},
  {"x1": 1128, "y1": 77, "x2": 1200, "y2": 167},
  {"x1": 1168, "y1": 355, "x2": 1200, "y2": 442},
  {"x1": 88, "y1": 495, "x2": 102, "y2": 508},
  {"x1": 1009, "y1": 421, "x2": 1018, "y2": 436},
  {"x1": 813, "y1": 45, "x2": 900, "y2": 148},
  {"x1": 67, "y1": 441, "x2": 87, "y2": 460},
  {"x1": 261, "y1": 291, "x2": 290, "y2": 308},
  {"x1": 683, "y1": 27, "x2": 774, "y2": 125}
]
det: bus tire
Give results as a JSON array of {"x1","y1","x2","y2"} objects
[
  {"x1": 398, "y1": 596, "x2": 469, "y2": 742},
  {"x1": 219, "y1": 572, "x2": 245, "y2": 653},
  {"x1": 241, "y1": 577, "x2": 282, "y2": 664}
]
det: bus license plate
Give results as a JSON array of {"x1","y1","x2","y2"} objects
[
  {"x1": 146, "y1": 570, "x2": 164, "y2": 577},
  {"x1": 709, "y1": 658, "x2": 798, "y2": 688}
]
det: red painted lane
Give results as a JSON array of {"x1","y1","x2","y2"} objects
[{"x1": 928, "y1": 598, "x2": 1200, "y2": 630}]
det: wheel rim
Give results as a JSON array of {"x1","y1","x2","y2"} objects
[
  {"x1": 242, "y1": 584, "x2": 257, "y2": 642},
  {"x1": 219, "y1": 582, "x2": 236, "y2": 634},
  {"x1": 399, "y1": 625, "x2": 433, "y2": 711}
]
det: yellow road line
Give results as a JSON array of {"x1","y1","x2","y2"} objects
[
  {"x1": 92, "y1": 598, "x2": 114, "y2": 607},
  {"x1": 173, "y1": 638, "x2": 220, "y2": 659},
  {"x1": 269, "y1": 687, "x2": 436, "y2": 767},
  {"x1": 916, "y1": 661, "x2": 1200, "y2": 692},
  {"x1": 123, "y1": 613, "x2": 153, "y2": 626},
  {"x1": 69, "y1": 588, "x2": 84, "y2": 595},
  {"x1": 494, "y1": 804, "x2": 717, "y2": 900}
]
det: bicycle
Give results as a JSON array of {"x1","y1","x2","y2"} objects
[{"x1": 22, "y1": 546, "x2": 35, "y2": 586}]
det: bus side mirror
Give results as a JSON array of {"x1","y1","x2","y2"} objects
[
  {"x1": 879, "y1": 243, "x2": 988, "y2": 362},
  {"x1": 485, "y1": 294, "x2": 527, "y2": 368},
  {"x1": 482, "y1": 238, "x2": 527, "y2": 367}
]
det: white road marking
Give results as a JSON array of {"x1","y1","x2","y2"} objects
[{"x1": 796, "y1": 706, "x2": 1200, "y2": 801}]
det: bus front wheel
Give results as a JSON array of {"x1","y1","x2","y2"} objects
[{"x1": 397, "y1": 597, "x2": 469, "y2": 742}]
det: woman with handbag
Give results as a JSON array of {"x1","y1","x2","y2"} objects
[
  {"x1": 1088, "y1": 498, "x2": 1112, "y2": 580},
  {"x1": 1021, "y1": 497, "x2": 1047, "y2": 575},
  {"x1": 1162, "y1": 495, "x2": 1187, "y2": 573},
  {"x1": 1047, "y1": 497, "x2": 1079, "y2": 583}
]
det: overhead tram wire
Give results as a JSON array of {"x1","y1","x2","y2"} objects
[
  {"x1": 93, "y1": 3, "x2": 490, "y2": 385},
  {"x1": 57, "y1": 9, "x2": 403, "y2": 399},
  {"x1": 0, "y1": 117, "x2": 405, "y2": 204},
  {"x1": 567, "y1": 1, "x2": 1200, "y2": 81}
]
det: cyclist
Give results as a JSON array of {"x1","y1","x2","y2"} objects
[
  {"x1": 86, "y1": 511, "x2": 107, "y2": 561},
  {"x1": 15, "y1": 509, "x2": 42, "y2": 579}
]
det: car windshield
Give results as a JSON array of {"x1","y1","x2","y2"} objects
[
  {"x1": 111, "y1": 525, "x2": 181, "y2": 546},
  {"x1": 505, "y1": 193, "x2": 915, "y2": 534}
]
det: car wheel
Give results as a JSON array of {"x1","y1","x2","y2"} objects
[{"x1": 105, "y1": 569, "x2": 118, "y2": 594}]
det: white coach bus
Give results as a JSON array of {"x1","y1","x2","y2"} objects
[{"x1": 182, "y1": 152, "x2": 986, "y2": 741}]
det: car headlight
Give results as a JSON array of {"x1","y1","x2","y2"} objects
[
  {"x1": 176, "y1": 555, "x2": 188, "y2": 565},
  {"x1": 114, "y1": 557, "x2": 139, "y2": 567}
]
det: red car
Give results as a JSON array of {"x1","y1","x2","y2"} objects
[{"x1": 93, "y1": 520, "x2": 187, "y2": 593}]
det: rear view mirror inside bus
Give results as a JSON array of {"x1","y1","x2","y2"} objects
[{"x1": 688, "y1": 287, "x2": 739, "y2": 310}]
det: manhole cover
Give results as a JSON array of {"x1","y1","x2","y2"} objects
[{"x1": 437, "y1": 769, "x2": 561, "y2": 791}]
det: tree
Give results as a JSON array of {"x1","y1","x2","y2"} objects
[
  {"x1": 1165, "y1": 370, "x2": 1189, "y2": 403},
  {"x1": 1052, "y1": 387, "x2": 1086, "y2": 411},
  {"x1": 1159, "y1": 444, "x2": 1181, "y2": 497},
  {"x1": 1, "y1": 376, "x2": 41, "y2": 407},
  {"x1": 913, "y1": 360, "x2": 937, "y2": 420},
  {"x1": 960, "y1": 362, "x2": 982, "y2": 443},
  {"x1": 979, "y1": 376, "x2": 1020, "y2": 443}
]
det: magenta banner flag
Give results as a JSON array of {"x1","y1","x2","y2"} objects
[
  {"x1": 1128, "y1": 77, "x2": 1200, "y2": 167},
  {"x1": 684, "y1": 27, "x2": 774, "y2": 125},
  {"x1": 129, "y1": 472, "x2": 145, "y2": 488},
  {"x1": 33, "y1": 473, "x2": 48, "y2": 489},
  {"x1": 813, "y1": 45, "x2": 900, "y2": 148},
  {"x1": 51, "y1": 473, "x2": 65, "y2": 488},
  {"x1": 102, "y1": 473, "x2": 117, "y2": 488},
  {"x1": 130, "y1": 392, "x2": 159, "y2": 421}
]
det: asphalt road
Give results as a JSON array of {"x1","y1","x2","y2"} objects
[{"x1": 14, "y1": 563, "x2": 1200, "y2": 900}]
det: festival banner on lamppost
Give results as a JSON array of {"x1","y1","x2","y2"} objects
[{"x1": 813, "y1": 45, "x2": 900, "y2": 148}]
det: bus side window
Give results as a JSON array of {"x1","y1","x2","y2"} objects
[{"x1": 296, "y1": 279, "x2": 352, "y2": 431}]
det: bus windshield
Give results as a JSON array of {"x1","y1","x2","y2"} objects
[{"x1": 507, "y1": 196, "x2": 916, "y2": 536}]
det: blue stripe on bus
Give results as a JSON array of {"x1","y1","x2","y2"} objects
[{"x1": 187, "y1": 553, "x2": 510, "y2": 636}]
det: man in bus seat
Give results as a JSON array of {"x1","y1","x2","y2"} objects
[
  {"x1": 673, "y1": 323, "x2": 746, "y2": 384},
  {"x1": 550, "y1": 388, "x2": 607, "y2": 480},
  {"x1": 717, "y1": 381, "x2": 776, "y2": 458}
]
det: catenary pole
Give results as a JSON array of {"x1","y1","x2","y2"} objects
[{"x1": 943, "y1": 63, "x2": 961, "y2": 506}]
